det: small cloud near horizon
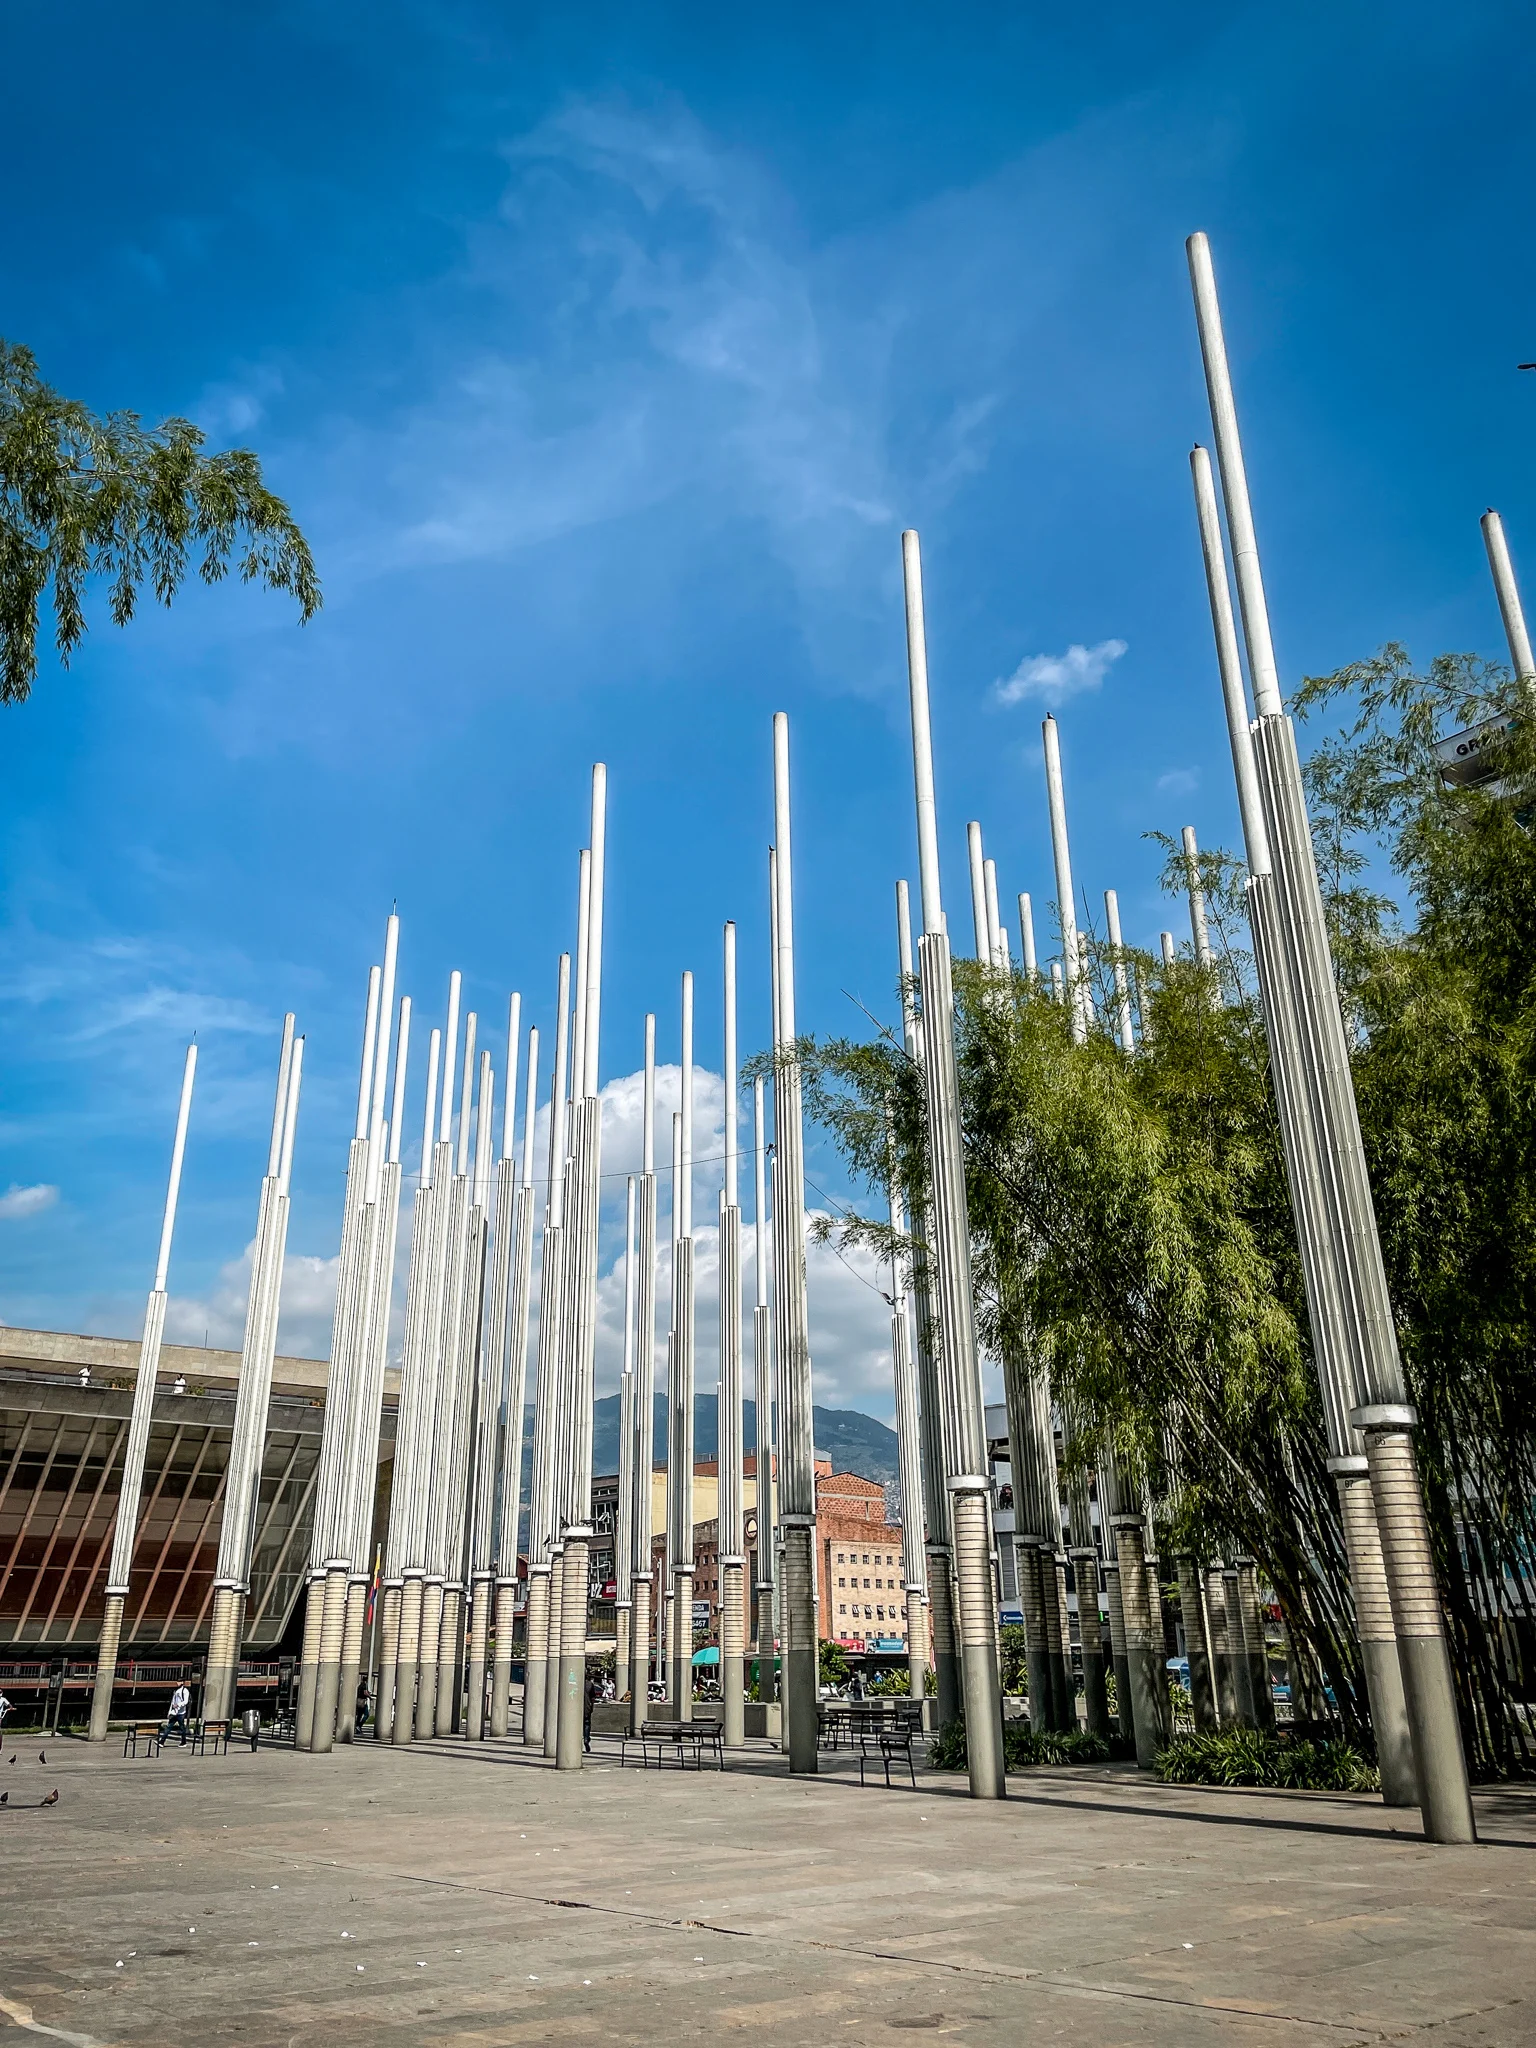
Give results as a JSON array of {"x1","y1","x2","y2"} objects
[
  {"x1": 0, "y1": 1184, "x2": 59, "y2": 1221},
  {"x1": 1156, "y1": 767, "x2": 1201, "y2": 797},
  {"x1": 993, "y1": 638, "x2": 1127, "y2": 709}
]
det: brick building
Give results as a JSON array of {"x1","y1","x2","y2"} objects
[{"x1": 817, "y1": 1471, "x2": 909, "y2": 1653}]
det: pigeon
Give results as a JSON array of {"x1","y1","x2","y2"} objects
[
  {"x1": 1, "y1": 1789, "x2": 8, "y2": 1805},
  {"x1": 41, "y1": 1789, "x2": 58, "y2": 1806},
  {"x1": 39, "y1": 1751, "x2": 46, "y2": 1765}
]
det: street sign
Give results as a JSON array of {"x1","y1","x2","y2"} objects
[{"x1": 1436, "y1": 714, "x2": 1517, "y2": 792}]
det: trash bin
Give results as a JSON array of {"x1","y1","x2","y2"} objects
[{"x1": 242, "y1": 1709, "x2": 261, "y2": 1751}]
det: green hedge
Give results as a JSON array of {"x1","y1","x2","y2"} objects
[
  {"x1": 928, "y1": 1717, "x2": 1124, "y2": 1772},
  {"x1": 1155, "y1": 1727, "x2": 1379, "y2": 1792}
]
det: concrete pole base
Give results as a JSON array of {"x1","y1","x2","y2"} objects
[
  {"x1": 523, "y1": 1568, "x2": 550, "y2": 1745},
  {"x1": 436, "y1": 1587, "x2": 463, "y2": 1738},
  {"x1": 203, "y1": 1584, "x2": 244, "y2": 1726},
  {"x1": 669, "y1": 1565, "x2": 695, "y2": 1724},
  {"x1": 293, "y1": 1573, "x2": 326, "y2": 1751},
  {"x1": 544, "y1": 1555, "x2": 564, "y2": 1757},
  {"x1": 393, "y1": 1577, "x2": 424, "y2": 1746},
  {"x1": 721, "y1": 1561, "x2": 745, "y2": 1748},
  {"x1": 1364, "y1": 1429, "x2": 1476, "y2": 1844},
  {"x1": 376, "y1": 1582, "x2": 403, "y2": 1742},
  {"x1": 926, "y1": 1550, "x2": 960, "y2": 1731},
  {"x1": 416, "y1": 1581, "x2": 445, "y2": 1740},
  {"x1": 490, "y1": 1580, "x2": 516, "y2": 1738},
  {"x1": 335, "y1": 1577, "x2": 368, "y2": 1743},
  {"x1": 782, "y1": 1524, "x2": 817, "y2": 1776},
  {"x1": 467, "y1": 1578, "x2": 493, "y2": 1741},
  {"x1": 906, "y1": 1587, "x2": 927, "y2": 1701},
  {"x1": 87, "y1": 1592, "x2": 126, "y2": 1744},
  {"x1": 630, "y1": 1572, "x2": 653, "y2": 1736},
  {"x1": 309, "y1": 1566, "x2": 350, "y2": 1756},
  {"x1": 954, "y1": 1489, "x2": 1006, "y2": 1798},
  {"x1": 556, "y1": 1539, "x2": 589, "y2": 1770},
  {"x1": 1112, "y1": 1523, "x2": 1164, "y2": 1768},
  {"x1": 1337, "y1": 1470, "x2": 1419, "y2": 1806}
]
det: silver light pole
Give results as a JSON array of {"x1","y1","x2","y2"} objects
[
  {"x1": 1480, "y1": 511, "x2": 1535, "y2": 685},
  {"x1": 557, "y1": 767, "x2": 608, "y2": 1771},
  {"x1": 718, "y1": 922, "x2": 747, "y2": 1748},
  {"x1": 667, "y1": 973, "x2": 698, "y2": 1723},
  {"x1": 630, "y1": 1017, "x2": 659, "y2": 1733},
  {"x1": 1042, "y1": 716, "x2": 1088, "y2": 1045},
  {"x1": 523, "y1": 956, "x2": 570, "y2": 1745},
  {"x1": 750, "y1": 1072, "x2": 777, "y2": 1721},
  {"x1": 900, "y1": 531, "x2": 1006, "y2": 1798},
  {"x1": 897, "y1": 879, "x2": 960, "y2": 1727},
  {"x1": 87, "y1": 1043, "x2": 197, "y2": 1742},
  {"x1": 770, "y1": 714, "x2": 820, "y2": 1773},
  {"x1": 492, "y1": 1025, "x2": 539, "y2": 1738},
  {"x1": 1189, "y1": 234, "x2": 1472, "y2": 1840},
  {"x1": 885, "y1": 1153, "x2": 930, "y2": 1702},
  {"x1": 1103, "y1": 892, "x2": 1136, "y2": 1054},
  {"x1": 615, "y1": 1175, "x2": 638, "y2": 1702}
]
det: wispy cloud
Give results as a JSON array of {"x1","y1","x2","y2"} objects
[
  {"x1": 993, "y1": 638, "x2": 1127, "y2": 708},
  {"x1": 1156, "y1": 766, "x2": 1200, "y2": 796},
  {"x1": 0, "y1": 1183, "x2": 59, "y2": 1220}
]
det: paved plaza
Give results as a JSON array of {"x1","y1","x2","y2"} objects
[{"x1": 1, "y1": 1731, "x2": 1532, "y2": 2046}]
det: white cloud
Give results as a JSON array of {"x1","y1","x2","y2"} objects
[
  {"x1": 993, "y1": 637, "x2": 1127, "y2": 708},
  {"x1": 167, "y1": 1242, "x2": 341, "y2": 1360},
  {"x1": 1156, "y1": 766, "x2": 1200, "y2": 797},
  {"x1": 0, "y1": 1183, "x2": 59, "y2": 1220}
]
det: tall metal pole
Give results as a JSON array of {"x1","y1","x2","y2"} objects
[
  {"x1": 897, "y1": 879, "x2": 959, "y2": 1727},
  {"x1": 1181, "y1": 827, "x2": 1213, "y2": 970},
  {"x1": 1480, "y1": 510, "x2": 1535, "y2": 684},
  {"x1": 492, "y1": 1024, "x2": 539, "y2": 1737},
  {"x1": 523, "y1": 956, "x2": 570, "y2": 1745},
  {"x1": 1042, "y1": 716, "x2": 1088, "y2": 1045},
  {"x1": 88, "y1": 1043, "x2": 197, "y2": 1741},
  {"x1": 771, "y1": 714, "x2": 820, "y2": 1773},
  {"x1": 718, "y1": 922, "x2": 747, "y2": 1747},
  {"x1": 885, "y1": 1141, "x2": 929, "y2": 1700},
  {"x1": 557, "y1": 771, "x2": 608, "y2": 1770},
  {"x1": 1017, "y1": 894, "x2": 1038, "y2": 981},
  {"x1": 615, "y1": 1176, "x2": 638, "y2": 1704},
  {"x1": 630, "y1": 1017, "x2": 659, "y2": 1733},
  {"x1": 667, "y1": 975, "x2": 698, "y2": 1721},
  {"x1": 750, "y1": 1071, "x2": 777, "y2": 1717},
  {"x1": 1190, "y1": 439, "x2": 1417, "y2": 1793},
  {"x1": 1103, "y1": 892, "x2": 1136, "y2": 1054},
  {"x1": 1189, "y1": 236, "x2": 1471, "y2": 1840},
  {"x1": 900, "y1": 531, "x2": 1005, "y2": 1797}
]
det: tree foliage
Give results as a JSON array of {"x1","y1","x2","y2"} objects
[{"x1": 0, "y1": 340, "x2": 320, "y2": 702}]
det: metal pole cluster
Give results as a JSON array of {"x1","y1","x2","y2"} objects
[
  {"x1": 204, "y1": 1019, "x2": 305, "y2": 1726},
  {"x1": 1187, "y1": 231, "x2": 1475, "y2": 1842}
]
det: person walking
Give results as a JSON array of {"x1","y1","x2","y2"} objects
[
  {"x1": 583, "y1": 1666, "x2": 599, "y2": 1755},
  {"x1": 355, "y1": 1676, "x2": 370, "y2": 1732},
  {"x1": 163, "y1": 1682, "x2": 191, "y2": 1746}
]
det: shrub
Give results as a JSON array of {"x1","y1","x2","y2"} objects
[
  {"x1": 928, "y1": 1716, "x2": 1125, "y2": 1773},
  {"x1": 1155, "y1": 1727, "x2": 1379, "y2": 1792}
]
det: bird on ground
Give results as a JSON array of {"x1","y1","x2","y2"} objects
[
  {"x1": 40, "y1": 1789, "x2": 58, "y2": 1806},
  {"x1": 38, "y1": 1751, "x2": 46, "y2": 1764},
  {"x1": 1, "y1": 1789, "x2": 8, "y2": 1805}
]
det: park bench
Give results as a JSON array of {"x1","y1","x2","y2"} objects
[
  {"x1": 123, "y1": 1723, "x2": 163, "y2": 1758},
  {"x1": 618, "y1": 1719, "x2": 725, "y2": 1770},
  {"x1": 189, "y1": 1719, "x2": 231, "y2": 1756},
  {"x1": 855, "y1": 1716, "x2": 919, "y2": 1790}
]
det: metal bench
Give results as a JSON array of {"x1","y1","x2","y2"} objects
[
  {"x1": 856, "y1": 1718, "x2": 919, "y2": 1790},
  {"x1": 123, "y1": 1723, "x2": 163, "y2": 1758},
  {"x1": 190, "y1": 1719, "x2": 231, "y2": 1756},
  {"x1": 619, "y1": 1719, "x2": 725, "y2": 1770}
]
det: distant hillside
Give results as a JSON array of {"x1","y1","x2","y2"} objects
[{"x1": 588, "y1": 1393, "x2": 899, "y2": 1488}]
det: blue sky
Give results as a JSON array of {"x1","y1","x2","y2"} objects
[{"x1": 2, "y1": 2, "x2": 1533, "y2": 1416}]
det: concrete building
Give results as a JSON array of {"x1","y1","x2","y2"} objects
[{"x1": 0, "y1": 1326, "x2": 395, "y2": 1717}]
